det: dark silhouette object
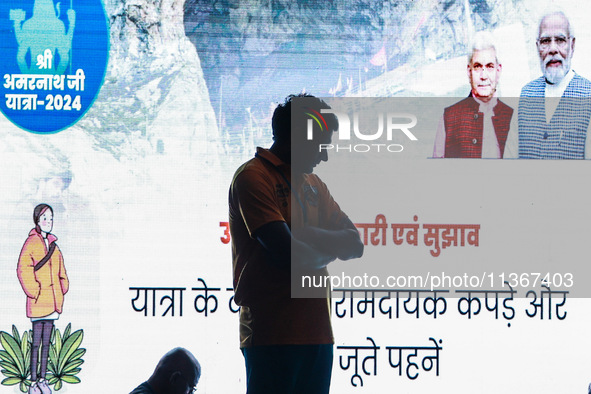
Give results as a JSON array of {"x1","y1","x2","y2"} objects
[
  {"x1": 229, "y1": 94, "x2": 363, "y2": 394},
  {"x1": 130, "y1": 348, "x2": 201, "y2": 394}
]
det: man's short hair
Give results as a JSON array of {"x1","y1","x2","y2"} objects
[
  {"x1": 155, "y1": 347, "x2": 201, "y2": 382},
  {"x1": 272, "y1": 94, "x2": 338, "y2": 143},
  {"x1": 468, "y1": 31, "x2": 498, "y2": 65},
  {"x1": 538, "y1": 9, "x2": 573, "y2": 38}
]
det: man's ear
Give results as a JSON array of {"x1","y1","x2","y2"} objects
[{"x1": 169, "y1": 371, "x2": 182, "y2": 384}]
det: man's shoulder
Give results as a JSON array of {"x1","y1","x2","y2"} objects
[
  {"x1": 233, "y1": 156, "x2": 262, "y2": 175},
  {"x1": 444, "y1": 96, "x2": 477, "y2": 114},
  {"x1": 229, "y1": 155, "x2": 283, "y2": 213},
  {"x1": 129, "y1": 381, "x2": 155, "y2": 394},
  {"x1": 231, "y1": 148, "x2": 286, "y2": 183},
  {"x1": 574, "y1": 73, "x2": 591, "y2": 83},
  {"x1": 303, "y1": 173, "x2": 327, "y2": 188},
  {"x1": 569, "y1": 72, "x2": 591, "y2": 90},
  {"x1": 231, "y1": 156, "x2": 271, "y2": 187},
  {"x1": 495, "y1": 99, "x2": 514, "y2": 115},
  {"x1": 520, "y1": 76, "x2": 546, "y2": 96}
]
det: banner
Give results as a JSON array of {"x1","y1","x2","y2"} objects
[{"x1": 1, "y1": 0, "x2": 590, "y2": 393}]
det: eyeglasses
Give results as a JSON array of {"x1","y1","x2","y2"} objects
[{"x1": 537, "y1": 36, "x2": 571, "y2": 50}]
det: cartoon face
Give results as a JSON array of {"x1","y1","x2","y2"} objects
[
  {"x1": 467, "y1": 48, "x2": 501, "y2": 102},
  {"x1": 38, "y1": 209, "x2": 53, "y2": 234}
]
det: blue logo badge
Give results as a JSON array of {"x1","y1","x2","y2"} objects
[{"x1": 0, "y1": 0, "x2": 109, "y2": 134}]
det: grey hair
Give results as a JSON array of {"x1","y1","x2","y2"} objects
[
  {"x1": 468, "y1": 31, "x2": 498, "y2": 65},
  {"x1": 538, "y1": 9, "x2": 574, "y2": 38}
]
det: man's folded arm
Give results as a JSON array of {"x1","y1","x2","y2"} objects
[
  {"x1": 292, "y1": 217, "x2": 363, "y2": 261},
  {"x1": 255, "y1": 221, "x2": 337, "y2": 270}
]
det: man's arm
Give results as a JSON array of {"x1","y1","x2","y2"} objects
[
  {"x1": 292, "y1": 217, "x2": 363, "y2": 261},
  {"x1": 255, "y1": 221, "x2": 337, "y2": 270}
]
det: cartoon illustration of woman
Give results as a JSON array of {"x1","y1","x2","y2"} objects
[{"x1": 17, "y1": 204, "x2": 69, "y2": 394}]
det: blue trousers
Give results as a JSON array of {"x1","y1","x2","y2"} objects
[{"x1": 242, "y1": 344, "x2": 333, "y2": 394}]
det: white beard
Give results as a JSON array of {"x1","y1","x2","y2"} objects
[{"x1": 542, "y1": 54, "x2": 571, "y2": 84}]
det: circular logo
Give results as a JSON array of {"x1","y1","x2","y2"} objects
[{"x1": 0, "y1": 0, "x2": 109, "y2": 134}]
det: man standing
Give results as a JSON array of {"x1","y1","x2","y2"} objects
[
  {"x1": 433, "y1": 31, "x2": 514, "y2": 158},
  {"x1": 229, "y1": 94, "x2": 363, "y2": 394},
  {"x1": 504, "y1": 11, "x2": 591, "y2": 159}
]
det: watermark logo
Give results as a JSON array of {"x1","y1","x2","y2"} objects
[
  {"x1": 306, "y1": 108, "x2": 418, "y2": 153},
  {"x1": 305, "y1": 107, "x2": 329, "y2": 139}
]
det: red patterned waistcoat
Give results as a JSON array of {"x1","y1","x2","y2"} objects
[{"x1": 443, "y1": 96, "x2": 513, "y2": 158}]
